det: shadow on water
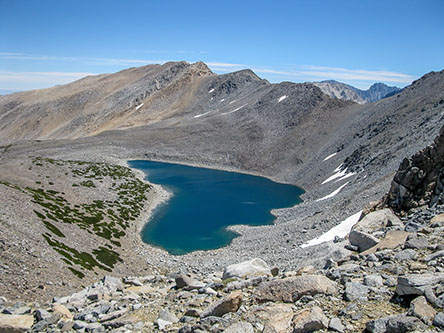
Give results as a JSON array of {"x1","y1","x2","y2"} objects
[{"x1": 128, "y1": 160, "x2": 304, "y2": 255}]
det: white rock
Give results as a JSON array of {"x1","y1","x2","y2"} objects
[{"x1": 223, "y1": 258, "x2": 271, "y2": 279}]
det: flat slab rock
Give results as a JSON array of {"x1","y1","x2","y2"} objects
[
  {"x1": 255, "y1": 275, "x2": 337, "y2": 303},
  {"x1": 0, "y1": 314, "x2": 34, "y2": 332},
  {"x1": 201, "y1": 291, "x2": 243, "y2": 318},
  {"x1": 223, "y1": 258, "x2": 271, "y2": 279},
  {"x1": 396, "y1": 273, "x2": 444, "y2": 296},
  {"x1": 292, "y1": 306, "x2": 328, "y2": 333},
  {"x1": 362, "y1": 230, "x2": 409, "y2": 255},
  {"x1": 349, "y1": 230, "x2": 379, "y2": 252}
]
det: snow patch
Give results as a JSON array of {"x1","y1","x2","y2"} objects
[
  {"x1": 323, "y1": 152, "x2": 337, "y2": 161},
  {"x1": 316, "y1": 182, "x2": 349, "y2": 201},
  {"x1": 278, "y1": 95, "x2": 287, "y2": 103},
  {"x1": 322, "y1": 166, "x2": 348, "y2": 184},
  {"x1": 222, "y1": 103, "x2": 248, "y2": 115},
  {"x1": 300, "y1": 211, "x2": 362, "y2": 248},
  {"x1": 335, "y1": 172, "x2": 356, "y2": 182},
  {"x1": 194, "y1": 111, "x2": 212, "y2": 118},
  {"x1": 135, "y1": 103, "x2": 144, "y2": 110},
  {"x1": 220, "y1": 99, "x2": 225, "y2": 102},
  {"x1": 208, "y1": 88, "x2": 215, "y2": 93}
]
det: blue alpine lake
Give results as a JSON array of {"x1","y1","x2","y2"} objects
[{"x1": 128, "y1": 160, "x2": 304, "y2": 255}]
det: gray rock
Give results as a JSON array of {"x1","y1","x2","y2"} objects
[
  {"x1": 123, "y1": 276, "x2": 143, "y2": 286},
  {"x1": 2, "y1": 306, "x2": 31, "y2": 315},
  {"x1": 85, "y1": 322, "x2": 105, "y2": 332},
  {"x1": 156, "y1": 318, "x2": 173, "y2": 330},
  {"x1": 255, "y1": 275, "x2": 337, "y2": 303},
  {"x1": 200, "y1": 315, "x2": 230, "y2": 328},
  {"x1": 396, "y1": 273, "x2": 444, "y2": 296},
  {"x1": 383, "y1": 275, "x2": 397, "y2": 287},
  {"x1": 102, "y1": 276, "x2": 122, "y2": 292},
  {"x1": 175, "y1": 274, "x2": 205, "y2": 290},
  {"x1": 385, "y1": 315, "x2": 426, "y2": 332},
  {"x1": 365, "y1": 253, "x2": 379, "y2": 262},
  {"x1": 364, "y1": 274, "x2": 383, "y2": 287},
  {"x1": 404, "y1": 237, "x2": 428, "y2": 249},
  {"x1": 365, "y1": 315, "x2": 396, "y2": 333},
  {"x1": 159, "y1": 309, "x2": 179, "y2": 323},
  {"x1": 328, "y1": 317, "x2": 345, "y2": 332},
  {"x1": 224, "y1": 321, "x2": 254, "y2": 333},
  {"x1": 222, "y1": 258, "x2": 271, "y2": 279},
  {"x1": 425, "y1": 249, "x2": 444, "y2": 262},
  {"x1": 434, "y1": 312, "x2": 444, "y2": 329},
  {"x1": 73, "y1": 320, "x2": 88, "y2": 330},
  {"x1": 344, "y1": 282, "x2": 369, "y2": 301},
  {"x1": 408, "y1": 296, "x2": 436, "y2": 325},
  {"x1": 394, "y1": 249, "x2": 417, "y2": 260},
  {"x1": 353, "y1": 209, "x2": 401, "y2": 233},
  {"x1": 35, "y1": 309, "x2": 52, "y2": 322},
  {"x1": 201, "y1": 291, "x2": 242, "y2": 318},
  {"x1": 292, "y1": 306, "x2": 328, "y2": 333},
  {"x1": 349, "y1": 230, "x2": 379, "y2": 252}
]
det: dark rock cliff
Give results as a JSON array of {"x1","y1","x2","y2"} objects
[{"x1": 388, "y1": 124, "x2": 444, "y2": 212}]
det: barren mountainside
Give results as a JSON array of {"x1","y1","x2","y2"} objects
[{"x1": 0, "y1": 63, "x2": 444, "y2": 316}]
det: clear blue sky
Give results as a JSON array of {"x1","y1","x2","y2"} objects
[{"x1": 1, "y1": 0, "x2": 443, "y2": 93}]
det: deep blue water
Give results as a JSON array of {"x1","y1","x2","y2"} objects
[{"x1": 128, "y1": 160, "x2": 304, "y2": 255}]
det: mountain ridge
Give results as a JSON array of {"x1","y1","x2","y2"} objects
[
  {"x1": 313, "y1": 79, "x2": 401, "y2": 104},
  {"x1": 0, "y1": 63, "x2": 443, "y2": 308}
]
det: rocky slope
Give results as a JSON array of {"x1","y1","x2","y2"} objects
[
  {"x1": 313, "y1": 80, "x2": 401, "y2": 104},
  {"x1": 2, "y1": 123, "x2": 444, "y2": 332},
  {"x1": 1, "y1": 200, "x2": 444, "y2": 332},
  {"x1": 0, "y1": 61, "x2": 213, "y2": 143},
  {"x1": 0, "y1": 63, "x2": 444, "y2": 314}
]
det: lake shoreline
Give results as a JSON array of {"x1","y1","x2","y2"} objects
[{"x1": 128, "y1": 159, "x2": 304, "y2": 255}]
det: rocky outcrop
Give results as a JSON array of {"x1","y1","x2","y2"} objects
[
  {"x1": 222, "y1": 258, "x2": 272, "y2": 279},
  {"x1": 388, "y1": 124, "x2": 444, "y2": 212},
  {"x1": 255, "y1": 275, "x2": 337, "y2": 303}
]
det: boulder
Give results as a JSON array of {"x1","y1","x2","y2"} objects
[
  {"x1": 353, "y1": 209, "x2": 402, "y2": 233},
  {"x1": 396, "y1": 273, "x2": 444, "y2": 296},
  {"x1": 262, "y1": 308, "x2": 294, "y2": 333},
  {"x1": 385, "y1": 315, "x2": 426, "y2": 332},
  {"x1": 408, "y1": 296, "x2": 436, "y2": 325},
  {"x1": 344, "y1": 282, "x2": 369, "y2": 301},
  {"x1": 394, "y1": 249, "x2": 417, "y2": 260},
  {"x1": 223, "y1": 258, "x2": 271, "y2": 279},
  {"x1": 404, "y1": 237, "x2": 428, "y2": 249},
  {"x1": 255, "y1": 275, "x2": 337, "y2": 303},
  {"x1": 0, "y1": 314, "x2": 34, "y2": 332},
  {"x1": 434, "y1": 312, "x2": 444, "y2": 329},
  {"x1": 52, "y1": 303, "x2": 73, "y2": 321},
  {"x1": 365, "y1": 315, "x2": 396, "y2": 333},
  {"x1": 364, "y1": 274, "x2": 383, "y2": 287},
  {"x1": 349, "y1": 230, "x2": 379, "y2": 252},
  {"x1": 292, "y1": 306, "x2": 328, "y2": 333},
  {"x1": 328, "y1": 317, "x2": 345, "y2": 333},
  {"x1": 201, "y1": 291, "x2": 242, "y2": 317},
  {"x1": 424, "y1": 249, "x2": 444, "y2": 262},
  {"x1": 362, "y1": 230, "x2": 409, "y2": 255},
  {"x1": 175, "y1": 274, "x2": 205, "y2": 290}
]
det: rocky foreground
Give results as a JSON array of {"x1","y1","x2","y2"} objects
[{"x1": 1, "y1": 203, "x2": 444, "y2": 332}]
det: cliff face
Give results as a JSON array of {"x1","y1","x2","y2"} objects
[{"x1": 389, "y1": 124, "x2": 444, "y2": 212}]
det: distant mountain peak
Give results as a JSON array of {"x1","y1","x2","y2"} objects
[{"x1": 313, "y1": 80, "x2": 401, "y2": 104}]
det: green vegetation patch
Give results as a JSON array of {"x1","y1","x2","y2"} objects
[{"x1": 2, "y1": 156, "x2": 152, "y2": 278}]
